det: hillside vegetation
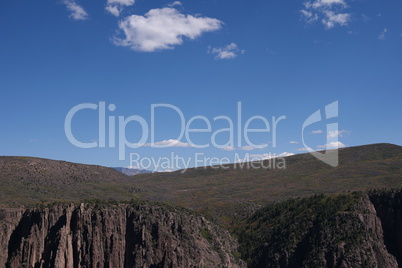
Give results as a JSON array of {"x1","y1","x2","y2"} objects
[
  {"x1": 133, "y1": 143, "x2": 402, "y2": 224},
  {"x1": 234, "y1": 190, "x2": 402, "y2": 267},
  {"x1": 1, "y1": 144, "x2": 401, "y2": 223},
  {"x1": 0, "y1": 156, "x2": 141, "y2": 206}
]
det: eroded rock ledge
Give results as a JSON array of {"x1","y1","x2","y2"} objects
[{"x1": 0, "y1": 203, "x2": 244, "y2": 268}]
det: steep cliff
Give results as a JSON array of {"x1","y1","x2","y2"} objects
[
  {"x1": 237, "y1": 193, "x2": 400, "y2": 268},
  {"x1": 0, "y1": 202, "x2": 244, "y2": 268},
  {"x1": 370, "y1": 190, "x2": 402, "y2": 267}
]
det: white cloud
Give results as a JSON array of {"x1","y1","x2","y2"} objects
[
  {"x1": 241, "y1": 144, "x2": 268, "y2": 151},
  {"x1": 290, "y1": 141, "x2": 299, "y2": 144},
  {"x1": 311, "y1": 0, "x2": 347, "y2": 9},
  {"x1": 106, "y1": 5, "x2": 121, "y2": 17},
  {"x1": 277, "y1": 152, "x2": 295, "y2": 157},
  {"x1": 221, "y1": 145, "x2": 236, "y2": 151},
  {"x1": 327, "y1": 130, "x2": 348, "y2": 138},
  {"x1": 301, "y1": 9, "x2": 313, "y2": 17},
  {"x1": 240, "y1": 146, "x2": 257, "y2": 151},
  {"x1": 113, "y1": 7, "x2": 222, "y2": 52},
  {"x1": 312, "y1": 130, "x2": 323, "y2": 134},
  {"x1": 220, "y1": 144, "x2": 267, "y2": 151},
  {"x1": 378, "y1": 28, "x2": 388, "y2": 40},
  {"x1": 317, "y1": 141, "x2": 346, "y2": 149},
  {"x1": 208, "y1": 43, "x2": 245, "y2": 60},
  {"x1": 322, "y1": 10, "x2": 350, "y2": 29},
  {"x1": 300, "y1": 10, "x2": 318, "y2": 24},
  {"x1": 106, "y1": 0, "x2": 135, "y2": 17},
  {"x1": 63, "y1": 0, "x2": 88, "y2": 20},
  {"x1": 301, "y1": 0, "x2": 350, "y2": 29},
  {"x1": 108, "y1": 0, "x2": 135, "y2": 4},
  {"x1": 140, "y1": 139, "x2": 193, "y2": 148}
]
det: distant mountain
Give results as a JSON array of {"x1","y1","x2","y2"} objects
[{"x1": 112, "y1": 167, "x2": 152, "y2": 176}]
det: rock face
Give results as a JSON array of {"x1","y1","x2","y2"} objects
[
  {"x1": 370, "y1": 190, "x2": 402, "y2": 267},
  {"x1": 237, "y1": 193, "x2": 401, "y2": 268},
  {"x1": 2, "y1": 191, "x2": 402, "y2": 268},
  {"x1": 0, "y1": 203, "x2": 244, "y2": 268}
]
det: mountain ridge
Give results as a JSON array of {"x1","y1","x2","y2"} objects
[
  {"x1": 1, "y1": 143, "x2": 401, "y2": 213},
  {"x1": 112, "y1": 167, "x2": 152, "y2": 176}
]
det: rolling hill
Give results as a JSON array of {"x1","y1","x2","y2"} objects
[
  {"x1": 0, "y1": 156, "x2": 141, "y2": 206},
  {"x1": 132, "y1": 143, "x2": 402, "y2": 224},
  {"x1": 0, "y1": 143, "x2": 401, "y2": 222}
]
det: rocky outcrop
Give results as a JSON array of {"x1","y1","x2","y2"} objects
[
  {"x1": 370, "y1": 190, "x2": 402, "y2": 267},
  {"x1": 237, "y1": 193, "x2": 400, "y2": 268},
  {"x1": 0, "y1": 203, "x2": 244, "y2": 268},
  {"x1": 2, "y1": 190, "x2": 402, "y2": 268}
]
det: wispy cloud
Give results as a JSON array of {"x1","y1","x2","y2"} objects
[
  {"x1": 139, "y1": 139, "x2": 193, "y2": 148},
  {"x1": 208, "y1": 43, "x2": 245, "y2": 60},
  {"x1": 240, "y1": 145, "x2": 267, "y2": 151},
  {"x1": 105, "y1": 0, "x2": 135, "y2": 17},
  {"x1": 301, "y1": 0, "x2": 350, "y2": 29},
  {"x1": 168, "y1": 1, "x2": 182, "y2": 8},
  {"x1": 239, "y1": 146, "x2": 255, "y2": 151},
  {"x1": 113, "y1": 7, "x2": 222, "y2": 52},
  {"x1": 309, "y1": 0, "x2": 347, "y2": 9},
  {"x1": 312, "y1": 130, "x2": 323, "y2": 134},
  {"x1": 378, "y1": 28, "x2": 388, "y2": 40},
  {"x1": 300, "y1": 9, "x2": 319, "y2": 24},
  {"x1": 219, "y1": 144, "x2": 267, "y2": 151},
  {"x1": 220, "y1": 145, "x2": 236, "y2": 151},
  {"x1": 62, "y1": 0, "x2": 88, "y2": 20}
]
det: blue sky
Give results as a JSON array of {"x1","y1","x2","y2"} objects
[{"x1": 0, "y1": 0, "x2": 401, "y2": 170}]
